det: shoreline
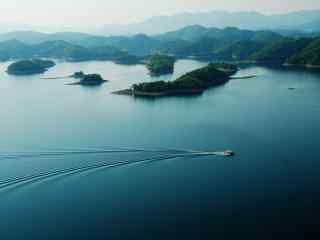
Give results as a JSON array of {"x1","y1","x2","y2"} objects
[
  {"x1": 66, "y1": 80, "x2": 108, "y2": 86},
  {"x1": 283, "y1": 63, "x2": 320, "y2": 69},
  {"x1": 112, "y1": 88, "x2": 204, "y2": 97}
]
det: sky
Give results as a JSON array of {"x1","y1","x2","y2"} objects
[{"x1": 0, "y1": 0, "x2": 319, "y2": 28}]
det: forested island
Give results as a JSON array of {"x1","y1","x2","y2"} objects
[
  {"x1": 7, "y1": 59, "x2": 55, "y2": 75},
  {"x1": 114, "y1": 63, "x2": 236, "y2": 97},
  {"x1": 146, "y1": 55, "x2": 175, "y2": 75},
  {"x1": 68, "y1": 73, "x2": 107, "y2": 86}
]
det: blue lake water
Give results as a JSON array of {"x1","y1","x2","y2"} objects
[{"x1": 0, "y1": 60, "x2": 320, "y2": 239}]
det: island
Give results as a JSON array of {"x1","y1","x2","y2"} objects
[
  {"x1": 7, "y1": 59, "x2": 55, "y2": 75},
  {"x1": 146, "y1": 55, "x2": 175, "y2": 75},
  {"x1": 68, "y1": 73, "x2": 107, "y2": 86},
  {"x1": 114, "y1": 63, "x2": 237, "y2": 97},
  {"x1": 72, "y1": 71, "x2": 86, "y2": 79}
]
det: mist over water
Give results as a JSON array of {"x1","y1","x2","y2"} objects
[{"x1": 0, "y1": 60, "x2": 320, "y2": 238}]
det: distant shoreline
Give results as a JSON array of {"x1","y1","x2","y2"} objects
[{"x1": 283, "y1": 63, "x2": 320, "y2": 69}]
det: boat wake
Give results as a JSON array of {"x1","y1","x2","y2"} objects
[{"x1": 0, "y1": 147, "x2": 234, "y2": 191}]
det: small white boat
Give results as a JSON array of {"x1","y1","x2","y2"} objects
[{"x1": 224, "y1": 150, "x2": 235, "y2": 156}]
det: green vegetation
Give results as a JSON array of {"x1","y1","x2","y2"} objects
[
  {"x1": 69, "y1": 73, "x2": 107, "y2": 86},
  {"x1": 73, "y1": 71, "x2": 85, "y2": 79},
  {"x1": 128, "y1": 63, "x2": 233, "y2": 96},
  {"x1": 0, "y1": 40, "x2": 129, "y2": 62},
  {"x1": 0, "y1": 26, "x2": 319, "y2": 69},
  {"x1": 213, "y1": 40, "x2": 265, "y2": 61},
  {"x1": 146, "y1": 55, "x2": 175, "y2": 75},
  {"x1": 250, "y1": 38, "x2": 313, "y2": 63},
  {"x1": 82, "y1": 74, "x2": 105, "y2": 83},
  {"x1": 287, "y1": 38, "x2": 320, "y2": 66},
  {"x1": 7, "y1": 59, "x2": 55, "y2": 75}
]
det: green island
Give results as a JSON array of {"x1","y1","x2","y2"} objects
[
  {"x1": 7, "y1": 59, "x2": 56, "y2": 75},
  {"x1": 72, "y1": 71, "x2": 86, "y2": 79},
  {"x1": 68, "y1": 73, "x2": 107, "y2": 86},
  {"x1": 146, "y1": 55, "x2": 175, "y2": 75},
  {"x1": 114, "y1": 63, "x2": 236, "y2": 97}
]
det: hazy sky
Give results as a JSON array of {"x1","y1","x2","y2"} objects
[{"x1": 0, "y1": 0, "x2": 319, "y2": 27}]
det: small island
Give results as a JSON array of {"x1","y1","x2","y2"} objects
[
  {"x1": 68, "y1": 73, "x2": 107, "y2": 86},
  {"x1": 114, "y1": 63, "x2": 237, "y2": 97},
  {"x1": 72, "y1": 71, "x2": 86, "y2": 79},
  {"x1": 7, "y1": 59, "x2": 55, "y2": 75},
  {"x1": 146, "y1": 55, "x2": 175, "y2": 76}
]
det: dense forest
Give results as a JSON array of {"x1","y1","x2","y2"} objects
[
  {"x1": 130, "y1": 63, "x2": 234, "y2": 96},
  {"x1": 145, "y1": 55, "x2": 175, "y2": 75}
]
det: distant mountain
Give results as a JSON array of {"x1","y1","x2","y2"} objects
[
  {"x1": 213, "y1": 40, "x2": 265, "y2": 61},
  {"x1": 298, "y1": 19, "x2": 320, "y2": 33},
  {"x1": 0, "y1": 40, "x2": 31, "y2": 58},
  {"x1": 156, "y1": 26, "x2": 282, "y2": 58},
  {"x1": 156, "y1": 25, "x2": 281, "y2": 43},
  {"x1": 99, "y1": 10, "x2": 320, "y2": 35},
  {"x1": 0, "y1": 26, "x2": 284, "y2": 59},
  {"x1": 0, "y1": 31, "x2": 49, "y2": 44},
  {"x1": 250, "y1": 38, "x2": 314, "y2": 63},
  {"x1": 0, "y1": 39, "x2": 129, "y2": 61},
  {"x1": 0, "y1": 25, "x2": 318, "y2": 67},
  {"x1": 0, "y1": 31, "x2": 110, "y2": 46}
]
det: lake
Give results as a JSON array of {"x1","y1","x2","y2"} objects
[{"x1": 0, "y1": 59, "x2": 319, "y2": 239}]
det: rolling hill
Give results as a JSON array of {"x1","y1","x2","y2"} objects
[{"x1": 287, "y1": 38, "x2": 320, "y2": 66}]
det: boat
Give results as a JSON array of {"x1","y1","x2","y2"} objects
[{"x1": 224, "y1": 150, "x2": 235, "y2": 156}]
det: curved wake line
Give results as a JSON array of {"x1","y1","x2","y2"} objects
[
  {"x1": 0, "y1": 150, "x2": 143, "y2": 160},
  {"x1": 0, "y1": 147, "x2": 191, "y2": 161},
  {"x1": 0, "y1": 151, "x2": 224, "y2": 191},
  {"x1": 0, "y1": 153, "x2": 195, "y2": 190}
]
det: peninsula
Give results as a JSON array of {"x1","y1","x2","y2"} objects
[
  {"x1": 114, "y1": 63, "x2": 237, "y2": 97},
  {"x1": 7, "y1": 59, "x2": 55, "y2": 75}
]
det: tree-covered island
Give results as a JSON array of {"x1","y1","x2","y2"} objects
[
  {"x1": 114, "y1": 63, "x2": 237, "y2": 97},
  {"x1": 7, "y1": 59, "x2": 55, "y2": 75},
  {"x1": 146, "y1": 54, "x2": 175, "y2": 75},
  {"x1": 68, "y1": 73, "x2": 107, "y2": 86}
]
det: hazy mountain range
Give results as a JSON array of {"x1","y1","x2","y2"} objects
[
  {"x1": 0, "y1": 26, "x2": 284, "y2": 56},
  {"x1": 99, "y1": 10, "x2": 320, "y2": 35},
  {"x1": 0, "y1": 9, "x2": 319, "y2": 36}
]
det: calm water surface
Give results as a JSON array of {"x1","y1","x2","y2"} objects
[{"x1": 0, "y1": 60, "x2": 319, "y2": 239}]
